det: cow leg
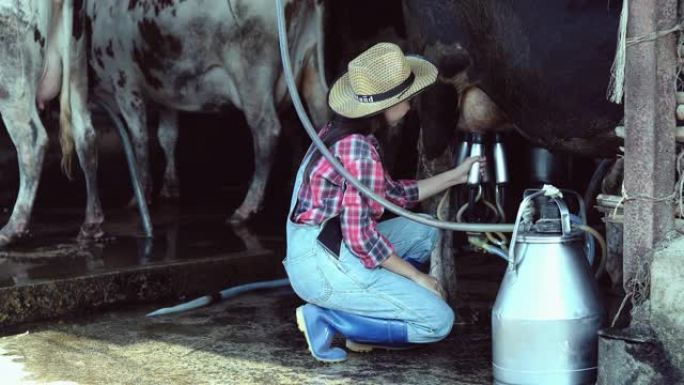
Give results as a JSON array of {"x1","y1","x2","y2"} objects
[
  {"x1": 300, "y1": 51, "x2": 329, "y2": 129},
  {"x1": 115, "y1": 93, "x2": 152, "y2": 205},
  {"x1": 0, "y1": 104, "x2": 48, "y2": 247},
  {"x1": 282, "y1": 55, "x2": 329, "y2": 184},
  {"x1": 229, "y1": 100, "x2": 281, "y2": 224},
  {"x1": 71, "y1": 87, "x2": 104, "y2": 241},
  {"x1": 158, "y1": 108, "x2": 180, "y2": 200}
]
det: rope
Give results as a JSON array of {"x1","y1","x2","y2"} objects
[
  {"x1": 611, "y1": 149, "x2": 684, "y2": 218},
  {"x1": 607, "y1": 0, "x2": 682, "y2": 104},
  {"x1": 607, "y1": 0, "x2": 629, "y2": 103},
  {"x1": 611, "y1": 291, "x2": 634, "y2": 327},
  {"x1": 609, "y1": 150, "x2": 684, "y2": 315},
  {"x1": 626, "y1": 24, "x2": 684, "y2": 46}
]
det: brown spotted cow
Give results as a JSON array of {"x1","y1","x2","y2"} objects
[
  {"x1": 87, "y1": 0, "x2": 329, "y2": 223},
  {"x1": 0, "y1": 0, "x2": 103, "y2": 247}
]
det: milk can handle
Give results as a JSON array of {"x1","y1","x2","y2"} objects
[
  {"x1": 560, "y1": 189, "x2": 587, "y2": 225},
  {"x1": 508, "y1": 189, "x2": 573, "y2": 268},
  {"x1": 508, "y1": 190, "x2": 546, "y2": 267},
  {"x1": 550, "y1": 198, "x2": 573, "y2": 235}
]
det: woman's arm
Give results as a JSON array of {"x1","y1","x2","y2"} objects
[
  {"x1": 380, "y1": 254, "x2": 446, "y2": 298},
  {"x1": 416, "y1": 156, "x2": 485, "y2": 201}
]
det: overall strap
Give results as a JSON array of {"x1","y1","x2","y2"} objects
[{"x1": 287, "y1": 144, "x2": 318, "y2": 217}]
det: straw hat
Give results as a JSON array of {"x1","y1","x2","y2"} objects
[{"x1": 328, "y1": 42, "x2": 438, "y2": 119}]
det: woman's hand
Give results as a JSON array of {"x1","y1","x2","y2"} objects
[
  {"x1": 449, "y1": 156, "x2": 486, "y2": 186},
  {"x1": 412, "y1": 272, "x2": 447, "y2": 299},
  {"x1": 416, "y1": 156, "x2": 486, "y2": 201}
]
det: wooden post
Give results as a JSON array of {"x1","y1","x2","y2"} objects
[
  {"x1": 417, "y1": 137, "x2": 459, "y2": 305},
  {"x1": 622, "y1": 0, "x2": 677, "y2": 324}
]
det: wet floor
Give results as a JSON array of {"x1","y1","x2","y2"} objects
[
  {"x1": 0, "y1": 205, "x2": 623, "y2": 384},
  {"x1": 0, "y1": 204, "x2": 282, "y2": 290},
  {"x1": 0, "y1": 286, "x2": 494, "y2": 385},
  {"x1": 0, "y1": 206, "x2": 506, "y2": 384}
]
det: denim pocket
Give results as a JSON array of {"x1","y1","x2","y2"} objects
[
  {"x1": 282, "y1": 246, "x2": 315, "y2": 268},
  {"x1": 286, "y1": 258, "x2": 333, "y2": 304},
  {"x1": 335, "y1": 246, "x2": 378, "y2": 290}
]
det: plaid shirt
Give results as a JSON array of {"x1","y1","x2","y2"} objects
[{"x1": 293, "y1": 130, "x2": 419, "y2": 269}]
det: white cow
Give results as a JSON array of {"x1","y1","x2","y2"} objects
[
  {"x1": 0, "y1": 0, "x2": 103, "y2": 247},
  {"x1": 88, "y1": 0, "x2": 329, "y2": 223}
]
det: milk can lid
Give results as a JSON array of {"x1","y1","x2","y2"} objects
[{"x1": 515, "y1": 230, "x2": 584, "y2": 244}]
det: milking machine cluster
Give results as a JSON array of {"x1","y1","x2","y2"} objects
[
  {"x1": 441, "y1": 132, "x2": 511, "y2": 253},
  {"x1": 454, "y1": 132, "x2": 509, "y2": 223}
]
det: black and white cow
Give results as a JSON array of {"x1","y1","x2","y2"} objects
[
  {"x1": 0, "y1": 0, "x2": 103, "y2": 247},
  {"x1": 87, "y1": 0, "x2": 329, "y2": 223}
]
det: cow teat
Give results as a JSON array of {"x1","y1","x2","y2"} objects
[{"x1": 457, "y1": 86, "x2": 513, "y2": 134}]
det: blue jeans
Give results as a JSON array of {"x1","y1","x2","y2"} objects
[{"x1": 284, "y1": 215, "x2": 454, "y2": 343}]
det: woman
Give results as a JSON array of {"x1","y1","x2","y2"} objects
[{"x1": 284, "y1": 42, "x2": 484, "y2": 362}]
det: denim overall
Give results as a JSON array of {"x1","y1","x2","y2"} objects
[{"x1": 284, "y1": 146, "x2": 454, "y2": 344}]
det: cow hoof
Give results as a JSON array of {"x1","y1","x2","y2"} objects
[
  {"x1": 159, "y1": 190, "x2": 180, "y2": 202},
  {"x1": 77, "y1": 225, "x2": 105, "y2": 243},
  {"x1": 227, "y1": 211, "x2": 250, "y2": 226},
  {"x1": 0, "y1": 228, "x2": 31, "y2": 248},
  {"x1": 0, "y1": 233, "x2": 11, "y2": 248}
]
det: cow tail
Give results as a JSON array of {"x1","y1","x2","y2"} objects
[{"x1": 59, "y1": 0, "x2": 75, "y2": 179}]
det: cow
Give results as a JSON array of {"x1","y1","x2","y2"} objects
[
  {"x1": 0, "y1": 0, "x2": 103, "y2": 247},
  {"x1": 86, "y1": 0, "x2": 329, "y2": 223},
  {"x1": 401, "y1": 0, "x2": 624, "y2": 160}
]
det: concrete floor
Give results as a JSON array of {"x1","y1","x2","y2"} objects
[
  {"x1": 0, "y1": 287, "x2": 492, "y2": 385},
  {"x1": 0, "y1": 205, "x2": 623, "y2": 384}
]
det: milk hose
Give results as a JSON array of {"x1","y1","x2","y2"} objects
[
  {"x1": 468, "y1": 224, "x2": 606, "y2": 279},
  {"x1": 97, "y1": 102, "x2": 153, "y2": 238},
  {"x1": 468, "y1": 237, "x2": 510, "y2": 262},
  {"x1": 571, "y1": 213, "x2": 596, "y2": 267},
  {"x1": 495, "y1": 185, "x2": 506, "y2": 221},
  {"x1": 575, "y1": 224, "x2": 607, "y2": 280},
  {"x1": 146, "y1": 278, "x2": 290, "y2": 317},
  {"x1": 454, "y1": 186, "x2": 509, "y2": 249}
]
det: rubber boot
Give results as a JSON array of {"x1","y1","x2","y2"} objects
[
  {"x1": 296, "y1": 305, "x2": 347, "y2": 362},
  {"x1": 296, "y1": 304, "x2": 410, "y2": 362}
]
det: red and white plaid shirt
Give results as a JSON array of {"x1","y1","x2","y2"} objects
[{"x1": 292, "y1": 128, "x2": 419, "y2": 269}]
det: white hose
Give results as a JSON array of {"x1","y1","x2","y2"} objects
[{"x1": 275, "y1": 0, "x2": 513, "y2": 233}]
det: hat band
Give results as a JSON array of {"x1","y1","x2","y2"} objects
[{"x1": 354, "y1": 73, "x2": 415, "y2": 104}]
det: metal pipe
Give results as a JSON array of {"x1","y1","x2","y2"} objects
[
  {"x1": 97, "y1": 102, "x2": 153, "y2": 238},
  {"x1": 275, "y1": 0, "x2": 514, "y2": 233}
]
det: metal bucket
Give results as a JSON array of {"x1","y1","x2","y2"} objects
[{"x1": 492, "y1": 192, "x2": 605, "y2": 385}]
